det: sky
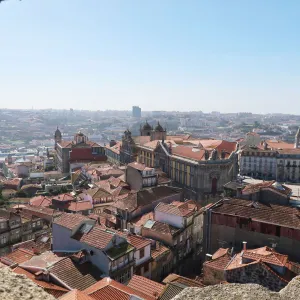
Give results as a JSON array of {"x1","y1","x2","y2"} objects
[{"x1": 0, "y1": 0, "x2": 300, "y2": 113}]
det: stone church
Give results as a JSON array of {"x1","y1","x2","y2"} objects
[{"x1": 120, "y1": 122, "x2": 239, "y2": 200}]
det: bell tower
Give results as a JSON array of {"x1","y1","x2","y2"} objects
[
  {"x1": 295, "y1": 127, "x2": 300, "y2": 149},
  {"x1": 54, "y1": 127, "x2": 62, "y2": 150}
]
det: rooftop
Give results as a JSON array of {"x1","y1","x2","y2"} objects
[
  {"x1": 105, "y1": 242, "x2": 134, "y2": 260},
  {"x1": 211, "y1": 198, "x2": 300, "y2": 230},
  {"x1": 84, "y1": 277, "x2": 155, "y2": 300},
  {"x1": 54, "y1": 213, "x2": 94, "y2": 230},
  {"x1": 0, "y1": 248, "x2": 35, "y2": 266},
  {"x1": 127, "y1": 275, "x2": 164, "y2": 298}
]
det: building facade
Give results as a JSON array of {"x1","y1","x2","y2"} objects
[
  {"x1": 132, "y1": 106, "x2": 141, "y2": 118},
  {"x1": 55, "y1": 129, "x2": 106, "y2": 173}
]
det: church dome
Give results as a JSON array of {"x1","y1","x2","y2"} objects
[
  {"x1": 154, "y1": 122, "x2": 164, "y2": 132},
  {"x1": 143, "y1": 122, "x2": 152, "y2": 131}
]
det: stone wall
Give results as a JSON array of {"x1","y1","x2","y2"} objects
[
  {"x1": 226, "y1": 262, "x2": 287, "y2": 292},
  {"x1": 173, "y1": 276, "x2": 300, "y2": 300},
  {"x1": 203, "y1": 265, "x2": 226, "y2": 285}
]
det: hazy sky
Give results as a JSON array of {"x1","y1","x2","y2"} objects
[{"x1": 1, "y1": 0, "x2": 300, "y2": 113}]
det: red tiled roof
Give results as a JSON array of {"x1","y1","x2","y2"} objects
[
  {"x1": 127, "y1": 275, "x2": 164, "y2": 298},
  {"x1": 242, "y1": 246, "x2": 288, "y2": 267},
  {"x1": 13, "y1": 234, "x2": 51, "y2": 254},
  {"x1": 162, "y1": 273, "x2": 205, "y2": 288},
  {"x1": 22, "y1": 205, "x2": 61, "y2": 218},
  {"x1": 52, "y1": 193, "x2": 75, "y2": 202},
  {"x1": 74, "y1": 225, "x2": 114, "y2": 250},
  {"x1": 86, "y1": 285, "x2": 130, "y2": 300},
  {"x1": 105, "y1": 141, "x2": 122, "y2": 155},
  {"x1": 128, "y1": 162, "x2": 147, "y2": 171},
  {"x1": 13, "y1": 266, "x2": 68, "y2": 298},
  {"x1": 126, "y1": 234, "x2": 151, "y2": 250},
  {"x1": 84, "y1": 277, "x2": 155, "y2": 300},
  {"x1": 155, "y1": 200, "x2": 198, "y2": 218},
  {"x1": 131, "y1": 212, "x2": 154, "y2": 227},
  {"x1": 212, "y1": 248, "x2": 229, "y2": 260},
  {"x1": 171, "y1": 140, "x2": 237, "y2": 161},
  {"x1": 172, "y1": 145, "x2": 206, "y2": 161},
  {"x1": 49, "y1": 258, "x2": 102, "y2": 291},
  {"x1": 265, "y1": 140, "x2": 294, "y2": 150},
  {"x1": 0, "y1": 248, "x2": 35, "y2": 266},
  {"x1": 59, "y1": 289, "x2": 94, "y2": 300},
  {"x1": 67, "y1": 201, "x2": 93, "y2": 212},
  {"x1": 113, "y1": 186, "x2": 181, "y2": 213},
  {"x1": 204, "y1": 253, "x2": 232, "y2": 270},
  {"x1": 147, "y1": 221, "x2": 180, "y2": 236},
  {"x1": 212, "y1": 198, "x2": 300, "y2": 230},
  {"x1": 151, "y1": 243, "x2": 170, "y2": 260},
  {"x1": 58, "y1": 141, "x2": 73, "y2": 148},
  {"x1": 242, "y1": 181, "x2": 291, "y2": 196},
  {"x1": 54, "y1": 213, "x2": 92, "y2": 230},
  {"x1": 30, "y1": 195, "x2": 52, "y2": 207}
]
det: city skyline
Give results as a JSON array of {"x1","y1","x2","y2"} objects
[{"x1": 1, "y1": 1, "x2": 300, "y2": 113}]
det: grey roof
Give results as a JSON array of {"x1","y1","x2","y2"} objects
[{"x1": 160, "y1": 282, "x2": 185, "y2": 300}]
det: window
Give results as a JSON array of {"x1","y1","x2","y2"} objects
[
  {"x1": 0, "y1": 222, "x2": 5, "y2": 229},
  {"x1": 139, "y1": 248, "x2": 145, "y2": 259},
  {"x1": 37, "y1": 221, "x2": 41, "y2": 226},
  {"x1": 32, "y1": 223, "x2": 36, "y2": 228},
  {"x1": 0, "y1": 235, "x2": 7, "y2": 245},
  {"x1": 180, "y1": 234, "x2": 183, "y2": 242},
  {"x1": 144, "y1": 263, "x2": 149, "y2": 273}
]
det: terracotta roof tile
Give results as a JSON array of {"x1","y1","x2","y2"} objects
[
  {"x1": 54, "y1": 213, "x2": 93, "y2": 230},
  {"x1": 12, "y1": 233, "x2": 51, "y2": 254},
  {"x1": 242, "y1": 180, "x2": 291, "y2": 196},
  {"x1": 126, "y1": 234, "x2": 151, "y2": 250},
  {"x1": 159, "y1": 282, "x2": 185, "y2": 300},
  {"x1": 155, "y1": 200, "x2": 199, "y2": 218},
  {"x1": 0, "y1": 248, "x2": 35, "y2": 266},
  {"x1": 67, "y1": 201, "x2": 93, "y2": 212},
  {"x1": 52, "y1": 193, "x2": 75, "y2": 202},
  {"x1": 22, "y1": 205, "x2": 61, "y2": 218},
  {"x1": 58, "y1": 141, "x2": 73, "y2": 148},
  {"x1": 49, "y1": 258, "x2": 102, "y2": 290},
  {"x1": 29, "y1": 195, "x2": 52, "y2": 207},
  {"x1": 151, "y1": 244, "x2": 170, "y2": 260},
  {"x1": 131, "y1": 212, "x2": 154, "y2": 227},
  {"x1": 59, "y1": 289, "x2": 94, "y2": 300},
  {"x1": 212, "y1": 248, "x2": 229, "y2": 260},
  {"x1": 203, "y1": 253, "x2": 232, "y2": 270},
  {"x1": 84, "y1": 277, "x2": 154, "y2": 300},
  {"x1": 242, "y1": 246, "x2": 288, "y2": 267},
  {"x1": 266, "y1": 140, "x2": 294, "y2": 150},
  {"x1": 73, "y1": 225, "x2": 114, "y2": 250},
  {"x1": 212, "y1": 198, "x2": 300, "y2": 229},
  {"x1": 113, "y1": 186, "x2": 181, "y2": 213},
  {"x1": 163, "y1": 274, "x2": 205, "y2": 288},
  {"x1": 145, "y1": 221, "x2": 180, "y2": 237},
  {"x1": 127, "y1": 275, "x2": 164, "y2": 298}
]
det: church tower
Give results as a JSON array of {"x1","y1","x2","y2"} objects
[
  {"x1": 140, "y1": 121, "x2": 152, "y2": 136},
  {"x1": 151, "y1": 122, "x2": 167, "y2": 141},
  {"x1": 295, "y1": 127, "x2": 300, "y2": 149},
  {"x1": 54, "y1": 127, "x2": 62, "y2": 150}
]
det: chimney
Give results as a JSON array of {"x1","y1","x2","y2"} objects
[
  {"x1": 243, "y1": 241, "x2": 247, "y2": 251},
  {"x1": 236, "y1": 187, "x2": 243, "y2": 198},
  {"x1": 156, "y1": 241, "x2": 160, "y2": 251},
  {"x1": 206, "y1": 254, "x2": 213, "y2": 261}
]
